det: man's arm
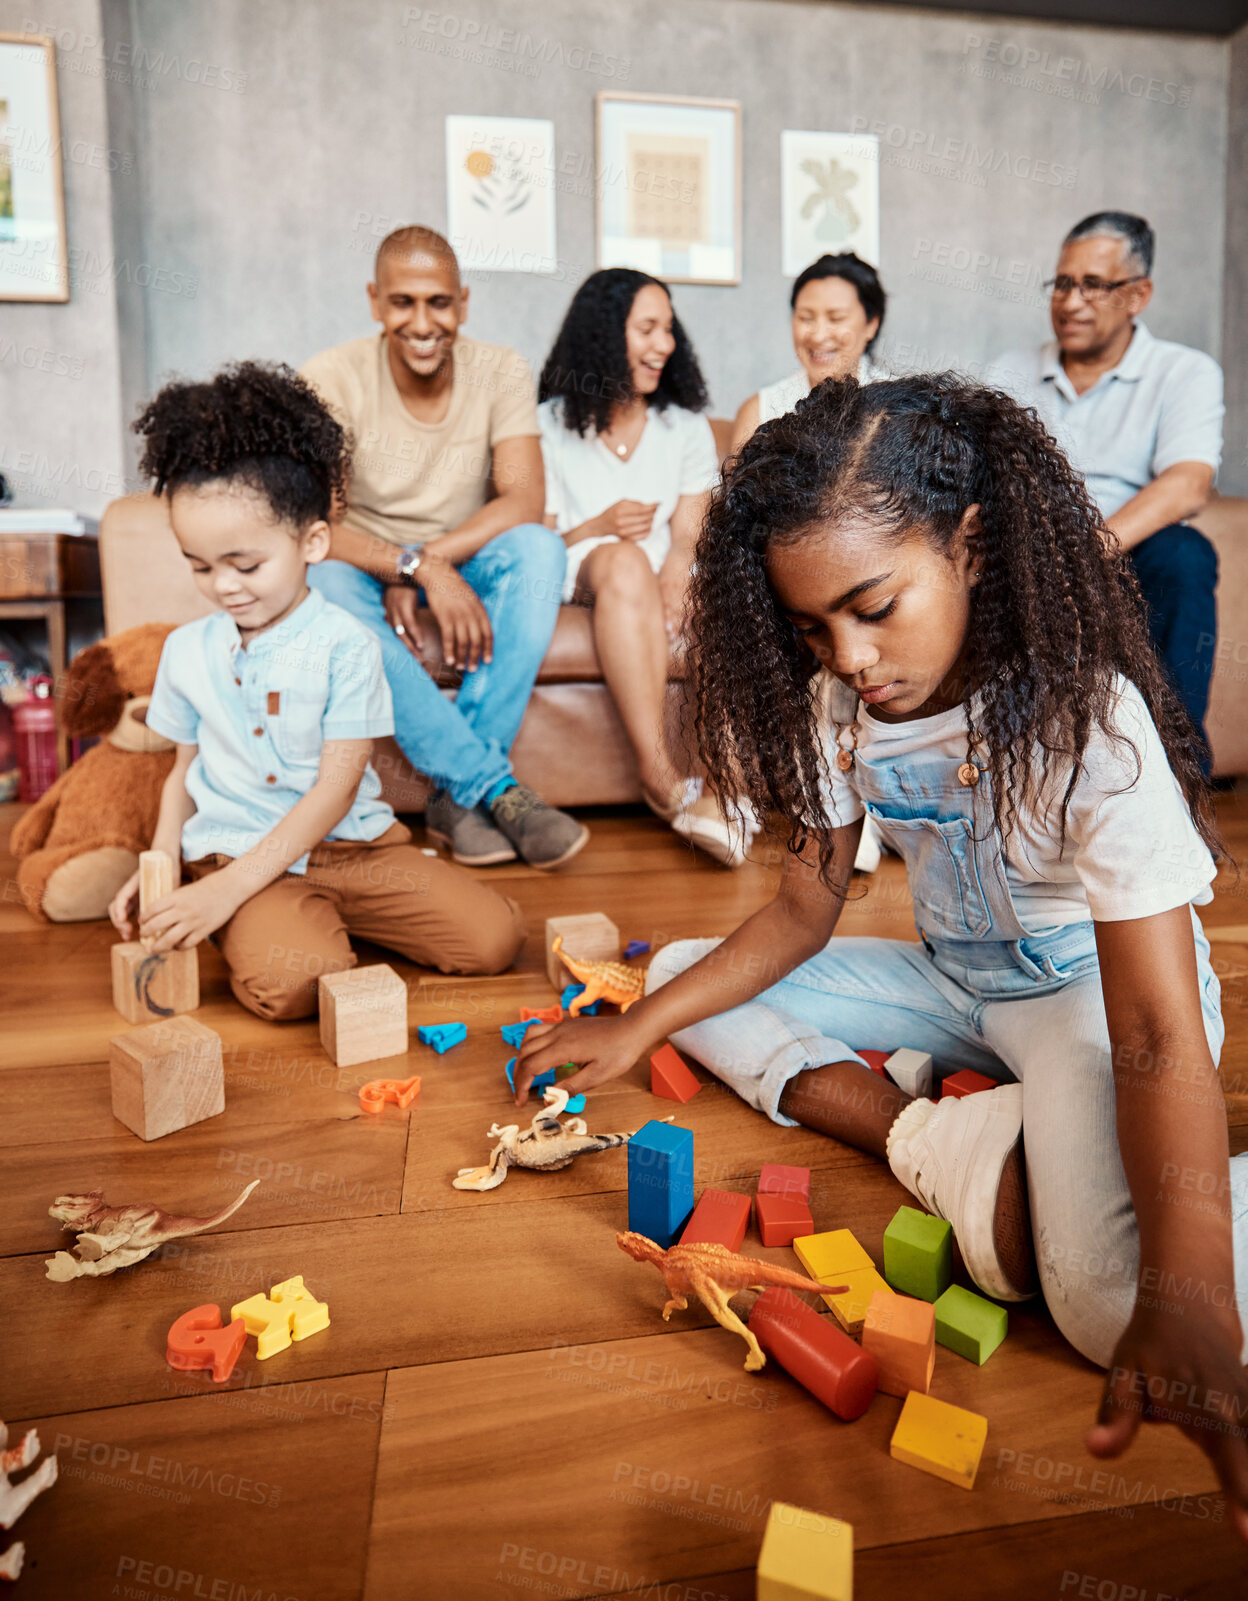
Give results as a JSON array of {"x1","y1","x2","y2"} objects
[
  {"x1": 422, "y1": 434, "x2": 546, "y2": 565},
  {"x1": 1105, "y1": 461, "x2": 1215, "y2": 553}
]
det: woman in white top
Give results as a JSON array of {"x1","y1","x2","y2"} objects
[
  {"x1": 731, "y1": 252, "x2": 889, "y2": 451},
  {"x1": 538, "y1": 269, "x2": 750, "y2": 865}
]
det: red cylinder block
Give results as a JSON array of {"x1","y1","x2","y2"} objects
[{"x1": 750, "y1": 1286, "x2": 878, "y2": 1421}]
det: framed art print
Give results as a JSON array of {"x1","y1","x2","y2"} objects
[
  {"x1": 445, "y1": 114, "x2": 558, "y2": 276},
  {"x1": 781, "y1": 129, "x2": 880, "y2": 277},
  {"x1": 0, "y1": 33, "x2": 69, "y2": 302},
  {"x1": 596, "y1": 92, "x2": 741, "y2": 286}
]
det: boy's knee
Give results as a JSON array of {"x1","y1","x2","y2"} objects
[
  {"x1": 449, "y1": 896, "x2": 526, "y2": 976},
  {"x1": 646, "y1": 937, "x2": 717, "y2": 993},
  {"x1": 1037, "y1": 1241, "x2": 1135, "y2": 1369},
  {"x1": 230, "y1": 971, "x2": 319, "y2": 1022}
]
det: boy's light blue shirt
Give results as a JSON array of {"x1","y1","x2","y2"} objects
[{"x1": 146, "y1": 585, "x2": 397, "y2": 874}]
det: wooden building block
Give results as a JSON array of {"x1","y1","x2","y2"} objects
[
  {"x1": 822, "y1": 1267, "x2": 893, "y2": 1339},
  {"x1": 110, "y1": 1016, "x2": 224, "y2": 1141},
  {"x1": 884, "y1": 1048, "x2": 934, "y2": 1099},
  {"x1": 890, "y1": 1391, "x2": 987, "y2": 1491},
  {"x1": 318, "y1": 964, "x2": 408, "y2": 1067},
  {"x1": 755, "y1": 1192, "x2": 814, "y2": 1249},
  {"x1": 750, "y1": 1287, "x2": 878, "y2": 1423},
  {"x1": 680, "y1": 1188, "x2": 751, "y2": 1250},
  {"x1": 627, "y1": 1120, "x2": 695, "y2": 1248},
  {"x1": 757, "y1": 1499, "x2": 853, "y2": 1600},
  {"x1": 138, "y1": 849, "x2": 175, "y2": 953},
  {"x1": 111, "y1": 941, "x2": 199, "y2": 1024},
  {"x1": 941, "y1": 1068, "x2": 997, "y2": 1100},
  {"x1": 544, "y1": 913, "x2": 619, "y2": 988},
  {"x1": 793, "y1": 1228, "x2": 872, "y2": 1281},
  {"x1": 650, "y1": 1043, "x2": 701, "y2": 1103},
  {"x1": 862, "y1": 1289, "x2": 935, "y2": 1397},
  {"x1": 933, "y1": 1284, "x2": 1008, "y2": 1365},
  {"x1": 858, "y1": 1049, "x2": 891, "y2": 1079},
  {"x1": 758, "y1": 1163, "x2": 811, "y2": 1201},
  {"x1": 882, "y1": 1206, "x2": 953, "y2": 1302}
]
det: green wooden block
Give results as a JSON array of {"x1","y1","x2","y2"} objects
[
  {"x1": 882, "y1": 1205, "x2": 952, "y2": 1302},
  {"x1": 934, "y1": 1284, "x2": 1007, "y2": 1364}
]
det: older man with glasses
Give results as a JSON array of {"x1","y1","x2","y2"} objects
[{"x1": 987, "y1": 211, "x2": 1224, "y2": 770}]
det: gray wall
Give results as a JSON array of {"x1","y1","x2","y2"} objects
[
  {"x1": 2, "y1": 0, "x2": 1239, "y2": 510},
  {"x1": 1223, "y1": 20, "x2": 1247, "y2": 495}
]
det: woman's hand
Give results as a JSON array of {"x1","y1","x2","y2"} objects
[
  {"x1": 1087, "y1": 1301, "x2": 1248, "y2": 1541},
  {"x1": 108, "y1": 870, "x2": 142, "y2": 940},
  {"x1": 139, "y1": 874, "x2": 246, "y2": 954},
  {"x1": 594, "y1": 500, "x2": 659, "y2": 544},
  {"x1": 513, "y1": 1013, "x2": 649, "y2": 1106}
]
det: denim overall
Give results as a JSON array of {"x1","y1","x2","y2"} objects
[{"x1": 647, "y1": 743, "x2": 1246, "y2": 1368}]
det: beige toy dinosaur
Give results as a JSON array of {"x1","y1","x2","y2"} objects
[
  {"x1": 453, "y1": 1086, "x2": 639, "y2": 1190},
  {"x1": 553, "y1": 935, "x2": 645, "y2": 1013},
  {"x1": 617, "y1": 1231, "x2": 849, "y2": 1372},
  {"x1": 0, "y1": 1421, "x2": 57, "y2": 1580},
  {"x1": 45, "y1": 1181, "x2": 260, "y2": 1281}
]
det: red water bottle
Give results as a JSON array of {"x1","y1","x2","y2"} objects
[{"x1": 13, "y1": 675, "x2": 58, "y2": 802}]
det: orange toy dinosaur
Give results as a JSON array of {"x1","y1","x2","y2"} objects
[
  {"x1": 616, "y1": 1231, "x2": 848, "y2": 1371},
  {"x1": 553, "y1": 936, "x2": 645, "y2": 1013}
]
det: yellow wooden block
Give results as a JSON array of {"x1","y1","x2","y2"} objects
[
  {"x1": 822, "y1": 1266, "x2": 894, "y2": 1338},
  {"x1": 272, "y1": 1275, "x2": 331, "y2": 1342},
  {"x1": 757, "y1": 1500, "x2": 853, "y2": 1600},
  {"x1": 890, "y1": 1391, "x2": 987, "y2": 1491},
  {"x1": 792, "y1": 1228, "x2": 872, "y2": 1281}
]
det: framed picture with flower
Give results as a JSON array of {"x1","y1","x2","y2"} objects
[
  {"x1": 596, "y1": 92, "x2": 741, "y2": 286},
  {"x1": 445, "y1": 115, "x2": 558, "y2": 276},
  {"x1": 0, "y1": 33, "x2": 69, "y2": 302},
  {"x1": 781, "y1": 129, "x2": 880, "y2": 278}
]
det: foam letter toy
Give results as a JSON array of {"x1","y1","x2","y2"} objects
[
  {"x1": 166, "y1": 1304, "x2": 247, "y2": 1383},
  {"x1": 560, "y1": 983, "x2": 600, "y2": 1016},
  {"x1": 627, "y1": 1119, "x2": 694, "y2": 1248},
  {"x1": 417, "y1": 1022, "x2": 467, "y2": 1053},
  {"x1": 882, "y1": 1205, "x2": 953, "y2": 1302},
  {"x1": 756, "y1": 1499, "x2": 853, "y2": 1600},
  {"x1": 941, "y1": 1068, "x2": 996, "y2": 1100},
  {"x1": 231, "y1": 1275, "x2": 329, "y2": 1359},
  {"x1": 624, "y1": 940, "x2": 650, "y2": 958},
  {"x1": 680, "y1": 1188, "x2": 751, "y2": 1251},
  {"x1": 520, "y1": 1004, "x2": 562, "y2": 1025},
  {"x1": 755, "y1": 1192, "x2": 814, "y2": 1249},
  {"x1": 505, "y1": 1057, "x2": 556, "y2": 1096},
  {"x1": 358, "y1": 1076, "x2": 421, "y2": 1113},
  {"x1": 501, "y1": 1018, "x2": 543, "y2": 1048},
  {"x1": 862, "y1": 1289, "x2": 935, "y2": 1396},
  {"x1": 933, "y1": 1284, "x2": 1007, "y2": 1364},
  {"x1": 650, "y1": 1044, "x2": 701, "y2": 1103},
  {"x1": 750, "y1": 1287, "x2": 878, "y2": 1422},
  {"x1": 890, "y1": 1391, "x2": 987, "y2": 1490}
]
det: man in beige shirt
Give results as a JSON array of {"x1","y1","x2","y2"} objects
[{"x1": 302, "y1": 226, "x2": 585, "y2": 869}]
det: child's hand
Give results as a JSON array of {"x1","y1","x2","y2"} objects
[
  {"x1": 140, "y1": 876, "x2": 244, "y2": 953},
  {"x1": 513, "y1": 1014, "x2": 648, "y2": 1106},
  {"x1": 1088, "y1": 1302, "x2": 1248, "y2": 1541},
  {"x1": 108, "y1": 870, "x2": 141, "y2": 940}
]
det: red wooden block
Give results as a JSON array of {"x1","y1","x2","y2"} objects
[
  {"x1": 166, "y1": 1304, "x2": 247, "y2": 1383},
  {"x1": 941, "y1": 1068, "x2": 997, "y2": 1100},
  {"x1": 749, "y1": 1286, "x2": 879, "y2": 1420},
  {"x1": 858, "y1": 1049, "x2": 891, "y2": 1079},
  {"x1": 757, "y1": 1162, "x2": 811, "y2": 1201},
  {"x1": 520, "y1": 1004, "x2": 562, "y2": 1025},
  {"x1": 680, "y1": 1189, "x2": 751, "y2": 1250},
  {"x1": 650, "y1": 1043, "x2": 701, "y2": 1103},
  {"x1": 755, "y1": 1192, "x2": 814, "y2": 1248}
]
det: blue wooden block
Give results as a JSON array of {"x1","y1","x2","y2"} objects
[
  {"x1": 417, "y1": 1022, "x2": 467, "y2": 1053},
  {"x1": 501, "y1": 1019, "x2": 542, "y2": 1048},
  {"x1": 560, "y1": 982, "x2": 600, "y2": 1016},
  {"x1": 624, "y1": 940, "x2": 650, "y2": 959},
  {"x1": 627, "y1": 1120, "x2": 695, "y2": 1248},
  {"x1": 505, "y1": 1057, "x2": 555, "y2": 1095}
]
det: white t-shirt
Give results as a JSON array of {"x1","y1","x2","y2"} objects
[
  {"x1": 538, "y1": 398, "x2": 719, "y2": 598},
  {"x1": 756, "y1": 355, "x2": 888, "y2": 424},
  {"x1": 819, "y1": 675, "x2": 1215, "y2": 930}
]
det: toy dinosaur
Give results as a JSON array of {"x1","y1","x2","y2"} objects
[
  {"x1": 0, "y1": 1421, "x2": 57, "y2": 1580},
  {"x1": 45, "y1": 1180, "x2": 260, "y2": 1281},
  {"x1": 552, "y1": 935, "x2": 645, "y2": 1013},
  {"x1": 616, "y1": 1231, "x2": 849, "y2": 1372},
  {"x1": 453, "y1": 1086, "x2": 637, "y2": 1191}
]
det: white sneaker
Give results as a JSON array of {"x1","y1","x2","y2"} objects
[
  {"x1": 885, "y1": 1084, "x2": 1036, "y2": 1303},
  {"x1": 854, "y1": 814, "x2": 881, "y2": 874},
  {"x1": 671, "y1": 790, "x2": 759, "y2": 868}
]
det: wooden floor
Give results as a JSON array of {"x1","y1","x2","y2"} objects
[{"x1": 3, "y1": 800, "x2": 1248, "y2": 1600}]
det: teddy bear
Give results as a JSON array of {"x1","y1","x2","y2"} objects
[{"x1": 11, "y1": 623, "x2": 177, "y2": 922}]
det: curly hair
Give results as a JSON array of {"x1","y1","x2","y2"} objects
[
  {"x1": 689, "y1": 372, "x2": 1222, "y2": 884},
  {"x1": 132, "y1": 360, "x2": 350, "y2": 527},
  {"x1": 538, "y1": 268, "x2": 708, "y2": 436}
]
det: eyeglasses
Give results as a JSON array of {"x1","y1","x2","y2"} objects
[{"x1": 1044, "y1": 274, "x2": 1147, "y2": 302}]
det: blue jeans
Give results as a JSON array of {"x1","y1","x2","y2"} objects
[
  {"x1": 647, "y1": 915, "x2": 1248, "y2": 1369},
  {"x1": 309, "y1": 524, "x2": 566, "y2": 808},
  {"x1": 1130, "y1": 523, "x2": 1218, "y2": 773}
]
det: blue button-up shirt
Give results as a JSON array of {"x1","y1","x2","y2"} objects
[
  {"x1": 985, "y1": 321, "x2": 1223, "y2": 520},
  {"x1": 146, "y1": 586, "x2": 396, "y2": 873}
]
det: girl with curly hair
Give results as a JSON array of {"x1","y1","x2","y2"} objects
[
  {"x1": 538, "y1": 269, "x2": 754, "y2": 865},
  {"x1": 517, "y1": 373, "x2": 1248, "y2": 1525},
  {"x1": 109, "y1": 361, "x2": 525, "y2": 1017}
]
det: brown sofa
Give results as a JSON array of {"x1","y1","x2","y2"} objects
[{"x1": 97, "y1": 489, "x2": 1248, "y2": 801}]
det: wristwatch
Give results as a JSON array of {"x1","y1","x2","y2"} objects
[{"x1": 395, "y1": 542, "x2": 426, "y2": 586}]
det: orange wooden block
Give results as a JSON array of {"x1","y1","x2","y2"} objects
[
  {"x1": 859, "y1": 1049, "x2": 891, "y2": 1078},
  {"x1": 651, "y1": 1044, "x2": 701, "y2": 1103},
  {"x1": 757, "y1": 1163, "x2": 811, "y2": 1201},
  {"x1": 359, "y1": 1076, "x2": 421, "y2": 1113},
  {"x1": 862, "y1": 1289, "x2": 936, "y2": 1397},
  {"x1": 520, "y1": 1004, "x2": 562, "y2": 1025},
  {"x1": 680, "y1": 1189, "x2": 751, "y2": 1250},
  {"x1": 941, "y1": 1069, "x2": 997, "y2": 1100},
  {"x1": 755, "y1": 1191, "x2": 814, "y2": 1248}
]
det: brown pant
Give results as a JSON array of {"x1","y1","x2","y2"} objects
[{"x1": 186, "y1": 823, "x2": 525, "y2": 1020}]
